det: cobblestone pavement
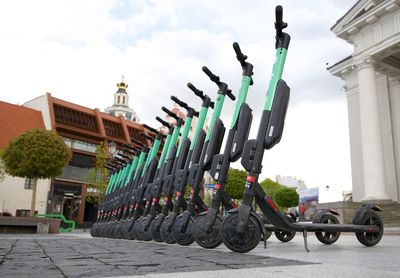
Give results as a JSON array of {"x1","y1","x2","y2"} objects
[{"x1": 0, "y1": 235, "x2": 309, "y2": 278}]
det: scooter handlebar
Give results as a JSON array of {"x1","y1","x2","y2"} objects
[
  {"x1": 162, "y1": 106, "x2": 179, "y2": 120},
  {"x1": 226, "y1": 90, "x2": 235, "y2": 101},
  {"x1": 202, "y1": 66, "x2": 220, "y2": 85},
  {"x1": 187, "y1": 82, "x2": 215, "y2": 109},
  {"x1": 233, "y1": 42, "x2": 247, "y2": 65},
  {"x1": 142, "y1": 124, "x2": 158, "y2": 135},
  {"x1": 170, "y1": 95, "x2": 189, "y2": 110},
  {"x1": 156, "y1": 116, "x2": 171, "y2": 128},
  {"x1": 140, "y1": 132, "x2": 155, "y2": 142},
  {"x1": 275, "y1": 5, "x2": 287, "y2": 37},
  {"x1": 202, "y1": 66, "x2": 235, "y2": 101},
  {"x1": 132, "y1": 139, "x2": 146, "y2": 148}
]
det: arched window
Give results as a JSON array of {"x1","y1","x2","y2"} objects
[
  {"x1": 117, "y1": 96, "x2": 120, "y2": 103},
  {"x1": 123, "y1": 96, "x2": 125, "y2": 104}
]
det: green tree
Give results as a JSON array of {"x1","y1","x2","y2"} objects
[
  {"x1": 2, "y1": 129, "x2": 72, "y2": 216},
  {"x1": 275, "y1": 187, "x2": 299, "y2": 210},
  {"x1": 225, "y1": 168, "x2": 247, "y2": 200},
  {"x1": 260, "y1": 178, "x2": 283, "y2": 201},
  {"x1": 86, "y1": 142, "x2": 109, "y2": 206}
]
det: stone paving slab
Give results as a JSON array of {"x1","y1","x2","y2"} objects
[{"x1": 0, "y1": 235, "x2": 310, "y2": 278}]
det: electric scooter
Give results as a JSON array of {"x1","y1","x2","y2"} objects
[
  {"x1": 128, "y1": 104, "x2": 188, "y2": 239},
  {"x1": 221, "y1": 5, "x2": 384, "y2": 253},
  {"x1": 138, "y1": 88, "x2": 211, "y2": 242},
  {"x1": 150, "y1": 78, "x2": 235, "y2": 243},
  {"x1": 133, "y1": 98, "x2": 198, "y2": 240},
  {"x1": 191, "y1": 43, "x2": 255, "y2": 249}
]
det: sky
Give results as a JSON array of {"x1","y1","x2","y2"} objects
[{"x1": 0, "y1": 0, "x2": 356, "y2": 202}]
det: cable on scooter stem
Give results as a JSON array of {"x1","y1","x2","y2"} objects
[
  {"x1": 187, "y1": 83, "x2": 215, "y2": 109},
  {"x1": 202, "y1": 66, "x2": 236, "y2": 101}
]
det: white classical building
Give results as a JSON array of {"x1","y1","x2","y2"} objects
[{"x1": 329, "y1": 0, "x2": 400, "y2": 202}]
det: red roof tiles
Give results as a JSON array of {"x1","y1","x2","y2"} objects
[{"x1": 0, "y1": 101, "x2": 45, "y2": 149}]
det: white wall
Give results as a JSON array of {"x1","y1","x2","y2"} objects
[
  {"x1": 0, "y1": 174, "x2": 50, "y2": 216},
  {"x1": 23, "y1": 94, "x2": 52, "y2": 130},
  {"x1": 389, "y1": 77, "x2": 400, "y2": 201}
]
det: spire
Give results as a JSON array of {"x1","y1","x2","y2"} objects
[{"x1": 104, "y1": 77, "x2": 140, "y2": 123}]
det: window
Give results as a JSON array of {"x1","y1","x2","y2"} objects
[
  {"x1": 16, "y1": 209, "x2": 37, "y2": 217},
  {"x1": 63, "y1": 138, "x2": 97, "y2": 153},
  {"x1": 24, "y1": 178, "x2": 33, "y2": 189},
  {"x1": 118, "y1": 96, "x2": 120, "y2": 103}
]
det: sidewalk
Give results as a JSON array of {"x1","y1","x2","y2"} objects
[{"x1": 1, "y1": 230, "x2": 399, "y2": 278}]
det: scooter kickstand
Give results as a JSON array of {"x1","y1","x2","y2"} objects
[
  {"x1": 303, "y1": 230, "x2": 310, "y2": 252},
  {"x1": 264, "y1": 231, "x2": 267, "y2": 249}
]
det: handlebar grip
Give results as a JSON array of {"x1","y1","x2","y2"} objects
[
  {"x1": 162, "y1": 106, "x2": 179, "y2": 120},
  {"x1": 275, "y1": 5, "x2": 283, "y2": 26},
  {"x1": 123, "y1": 143, "x2": 138, "y2": 151},
  {"x1": 187, "y1": 82, "x2": 205, "y2": 99},
  {"x1": 226, "y1": 89, "x2": 236, "y2": 101},
  {"x1": 142, "y1": 124, "x2": 158, "y2": 135},
  {"x1": 194, "y1": 110, "x2": 199, "y2": 117},
  {"x1": 156, "y1": 116, "x2": 171, "y2": 128},
  {"x1": 233, "y1": 42, "x2": 247, "y2": 63},
  {"x1": 170, "y1": 95, "x2": 189, "y2": 110},
  {"x1": 119, "y1": 153, "x2": 131, "y2": 160},
  {"x1": 140, "y1": 132, "x2": 155, "y2": 142},
  {"x1": 202, "y1": 66, "x2": 220, "y2": 84},
  {"x1": 132, "y1": 139, "x2": 146, "y2": 147}
]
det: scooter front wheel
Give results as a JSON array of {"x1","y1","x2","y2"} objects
[
  {"x1": 160, "y1": 216, "x2": 176, "y2": 244},
  {"x1": 193, "y1": 214, "x2": 223, "y2": 249},
  {"x1": 355, "y1": 211, "x2": 384, "y2": 247},
  {"x1": 150, "y1": 215, "x2": 164, "y2": 242},
  {"x1": 314, "y1": 214, "x2": 341, "y2": 245},
  {"x1": 222, "y1": 212, "x2": 261, "y2": 253},
  {"x1": 173, "y1": 216, "x2": 195, "y2": 246}
]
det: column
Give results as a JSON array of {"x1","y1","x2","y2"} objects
[{"x1": 357, "y1": 58, "x2": 390, "y2": 201}]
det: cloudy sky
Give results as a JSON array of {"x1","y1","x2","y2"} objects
[{"x1": 0, "y1": 0, "x2": 356, "y2": 202}]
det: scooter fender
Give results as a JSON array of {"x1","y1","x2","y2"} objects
[
  {"x1": 241, "y1": 139, "x2": 258, "y2": 172},
  {"x1": 230, "y1": 103, "x2": 253, "y2": 162},
  {"x1": 264, "y1": 79, "x2": 290, "y2": 150},
  {"x1": 187, "y1": 163, "x2": 199, "y2": 186},
  {"x1": 313, "y1": 208, "x2": 340, "y2": 223},
  {"x1": 204, "y1": 119, "x2": 225, "y2": 171},
  {"x1": 226, "y1": 208, "x2": 267, "y2": 237},
  {"x1": 352, "y1": 203, "x2": 382, "y2": 225},
  {"x1": 209, "y1": 154, "x2": 224, "y2": 181}
]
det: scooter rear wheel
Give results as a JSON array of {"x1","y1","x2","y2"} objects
[
  {"x1": 314, "y1": 214, "x2": 341, "y2": 245},
  {"x1": 173, "y1": 216, "x2": 195, "y2": 246},
  {"x1": 275, "y1": 215, "x2": 296, "y2": 242},
  {"x1": 355, "y1": 211, "x2": 384, "y2": 247},
  {"x1": 193, "y1": 214, "x2": 223, "y2": 249},
  {"x1": 222, "y1": 212, "x2": 261, "y2": 253}
]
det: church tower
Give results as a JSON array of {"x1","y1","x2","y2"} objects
[{"x1": 105, "y1": 78, "x2": 140, "y2": 123}]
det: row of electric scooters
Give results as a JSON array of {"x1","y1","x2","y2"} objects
[{"x1": 91, "y1": 5, "x2": 384, "y2": 253}]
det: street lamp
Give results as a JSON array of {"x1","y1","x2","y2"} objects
[{"x1": 108, "y1": 141, "x2": 117, "y2": 157}]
